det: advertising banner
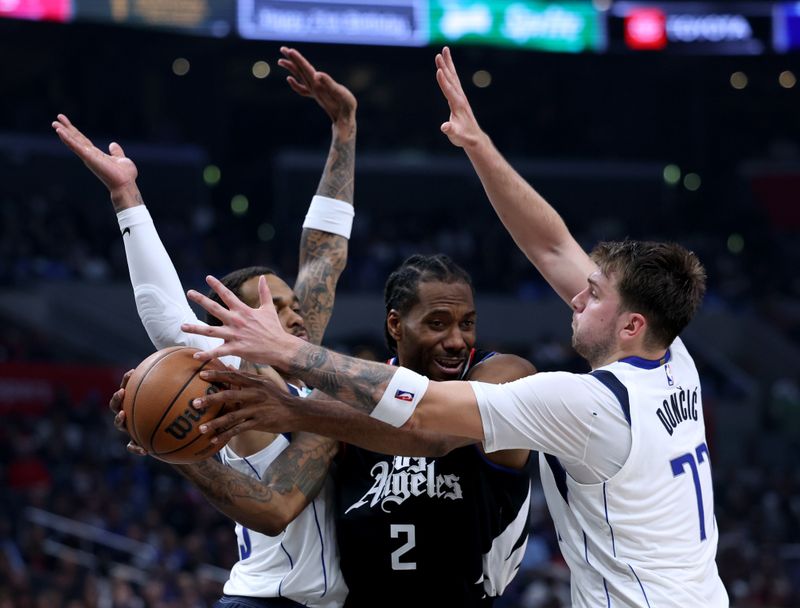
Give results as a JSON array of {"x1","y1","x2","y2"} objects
[
  {"x1": 73, "y1": 0, "x2": 234, "y2": 37},
  {"x1": 0, "y1": 0, "x2": 71, "y2": 22},
  {"x1": 774, "y1": 2, "x2": 800, "y2": 52},
  {"x1": 238, "y1": 0, "x2": 428, "y2": 46},
  {"x1": 611, "y1": 2, "x2": 773, "y2": 55},
  {"x1": 429, "y1": 0, "x2": 604, "y2": 53}
]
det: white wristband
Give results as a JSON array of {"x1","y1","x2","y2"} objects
[
  {"x1": 302, "y1": 195, "x2": 355, "y2": 239},
  {"x1": 371, "y1": 367, "x2": 430, "y2": 428}
]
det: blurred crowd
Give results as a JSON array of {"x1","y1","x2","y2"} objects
[
  {"x1": 0, "y1": 380, "x2": 237, "y2": 608},
  {"x1": 2, "y1": 187, "x2": 798, "y2": 351}
]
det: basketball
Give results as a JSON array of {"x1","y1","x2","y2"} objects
[{"x1": 122, "y1": 346, "x2": 228, "y2": 464}]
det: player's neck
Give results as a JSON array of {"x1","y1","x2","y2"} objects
[{"x1": 590, "y1": 343, "x2": 669, "y2": 370}]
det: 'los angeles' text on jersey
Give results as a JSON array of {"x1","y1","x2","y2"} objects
[{"x1": 345, "y1": 456, "x2": 463, "y2": 514}]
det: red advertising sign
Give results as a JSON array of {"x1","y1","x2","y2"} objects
[
  {"x1": 0, "y1": 0, "x2": 71, "y2": 22},
  {"x1": 613, "y1": 2, "x2": 772, "y2": 55},
  {"x1": 625, "y1": 7, "x2": 667, "y2": 50}
]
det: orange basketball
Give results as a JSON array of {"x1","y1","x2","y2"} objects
[{"x1": 122, "y1": 346, "x2": 228, "y2": 464}]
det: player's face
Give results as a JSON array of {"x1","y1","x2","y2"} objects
[
  {"x1": 390, "y1": 280, "x2": 476, "y2": 381},
  {"x1": 570, "y1": 270, "x2": 624, "y2": 367},
  {"x1": 239, "y1": 274, "x2": 309, "y2": 341}
]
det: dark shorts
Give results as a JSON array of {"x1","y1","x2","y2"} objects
[{"x1": 214, "y1": 595, "x2": 305, "y2": 608}]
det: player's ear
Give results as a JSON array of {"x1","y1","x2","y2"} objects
[
  {"x1": 621, "y1": 312, "x2": 647, "y2": 342},
  {"x1": 386, "y1": 310, "x2": 403, "y2": 342}
]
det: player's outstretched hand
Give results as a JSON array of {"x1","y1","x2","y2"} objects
[
  {"x1": 190, "y1": 369, "x2": 296, "y2": 444},
  {"x1": 435, "y1": 47, "x2": 483, "y2": 149},
  {"x1": 109, "y1": 369, "x2": 149, "y2": 456},
  {"x1": 51, "y1": 114, "x2": 140, "y2": 206},
  {"x1": 182, "y1": 275, "x2": 295, "y2": 367},
  {"x1": 278, "y1": 46, "x2": 357, "y2": 126}
]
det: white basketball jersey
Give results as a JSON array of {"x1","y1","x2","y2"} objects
[
  {"x1": 218, "y1": 433, "x2": 347, "y2": 607},
  {"x1": 540, "y1": 338, "x2": 728, "y2": 607}
]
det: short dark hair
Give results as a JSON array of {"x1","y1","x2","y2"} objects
[
  {"x1": 590, "y1": 240, "x2": 706, "y2": 348},
  {"x1": 205, "y1": 266, "x2": 276, "y2": 326},
  {"x1": 383, "y1": 254, "x2": 474, "y2": 352}
]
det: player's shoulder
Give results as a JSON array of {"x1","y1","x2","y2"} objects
[{"x1": 466, "y1": 349, "x2": 537, "y2": 383}]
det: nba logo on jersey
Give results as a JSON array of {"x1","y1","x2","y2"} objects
[
  {"x1": 665, "y1": 363, "x2": 674, "y2": 387},
  {"x1": 395, "y1": 389, "x2": 415, "y2": 402}
]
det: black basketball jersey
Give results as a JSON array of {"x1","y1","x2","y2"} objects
[{"x1": 334, "y1": 349, "x2": 533, "y2": 608}]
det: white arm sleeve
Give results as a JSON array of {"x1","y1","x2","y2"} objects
[
  {"x1": 117, "y1": 206, "x2": 240, "y2": 368},
  {"x1": 471, "y1": 371, "x2": 630, "y2": 482}
]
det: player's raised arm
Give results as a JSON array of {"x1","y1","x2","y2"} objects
[
  {"x1": 279, "y1": 46, "x2": 357, "y2": 346},
  {"x1": 53, "y1": 114, "x2": 236, "y2": 359},
  {"x1": 434, "y1": 47, "x2": 596, "y2": 305},
  {"x1": 51, "y1": 114, "x2": 142, "y2": 212}
]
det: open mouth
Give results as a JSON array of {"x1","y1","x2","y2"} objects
[
  {"x1": 433, "y1": 357, "x2": 466, "y2": 377},
  {"x1": 294, "y1": 330, "x2": 309, "y2": 342}
]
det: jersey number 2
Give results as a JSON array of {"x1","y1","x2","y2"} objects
[
  {"x1": 670, "y1": 442, "x2": 711, "y2": 541},
  {"x1": 390, "y1": 524, "x2": 416, "y2": 570}
]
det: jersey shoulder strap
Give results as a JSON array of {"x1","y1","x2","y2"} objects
[{"x1": 461, "y1": 348, "x2": 498, "y2": 379}]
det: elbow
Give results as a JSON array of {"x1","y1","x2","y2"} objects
[
  {"x1": 246, "y1": 514, "x2": 292, "y2": 537},
  {"x1": 247, "y1": 495, "x2": 310, "y2": 536},
  {"x1": 425, "y1": 442, "x2": 453, "y2": 458},
  {"x1": 237, "y1": 501, "x2": 303, "y2": 537}
]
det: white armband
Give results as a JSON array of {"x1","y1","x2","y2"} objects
[
  {"x1": 302, "y1": 195, "x2": 355, "y2": 239},
  {"x1": 370, "y1": 367, "x2": 430, "y2": 428}
]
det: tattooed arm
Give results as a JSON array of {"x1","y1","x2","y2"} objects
[
  {"x1": 172, "y1": 432, "x2": 338, "y2": 536},
  {"x1": 182, "y1": 278, "x2": 485, "y2": 439},
  {"x1": 194, "y1": 377, "x2": 475, "y2": 457},
  {"x1": 109, "y1": 370, "x2": 336, "y2": 535},
  {"x1": 292, "y1": 390, "x2": 475, "y2": 457},
  {"x1": 279, "y1": 47, "x2": 357, "y2": 345}
]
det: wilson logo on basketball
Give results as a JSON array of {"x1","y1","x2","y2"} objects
[
  {"x1": 164, "y1": 385, "x2": 221, "y2": 440},
  {"x1": 164, "y1": 408, "x2": 203, "y2": 440}
]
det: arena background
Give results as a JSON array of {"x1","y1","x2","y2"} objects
[{"x1": 1, "y1": 1, "x2": 799, "y2": 606}]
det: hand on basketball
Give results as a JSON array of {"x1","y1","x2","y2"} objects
[
  {"x1": 278, "y1": 46, "x2": 357, "y2": 126},
  {"x1": 190, "y1": 369, "x2": 297, "y2": 444},
  {"x1": 108, "y1": 369, "x2": 148, "y2": 457},
  {"x1": 51, "y1": 114, "x2": 141, "y2": 208},
  {"x1": 182, "y1": 275, "x2": 296, "y2": 368},
  {"x1": 435, "y1": 47, "x2": 484, "y2": 149}
]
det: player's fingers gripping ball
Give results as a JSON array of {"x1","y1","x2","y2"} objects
[{"x1": 121, "y1": 346, "x2": 228, "y2": 463}]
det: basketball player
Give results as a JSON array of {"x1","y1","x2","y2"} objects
[
  {"x1": 180, "y1": 47, "x2": 729, "y2": 607},
  {"x1": 55, "y1": 47, "x2": 354, "y2": 608},
  {"x1": 68, "y1": 50, "x2": 537, "y2": 605},
  {"x1": 331, "y1": 254, "x2": 536, "y2": 607},
  {"x1": 174, "y1": 253, "x2": 538, "y2": 607}
]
